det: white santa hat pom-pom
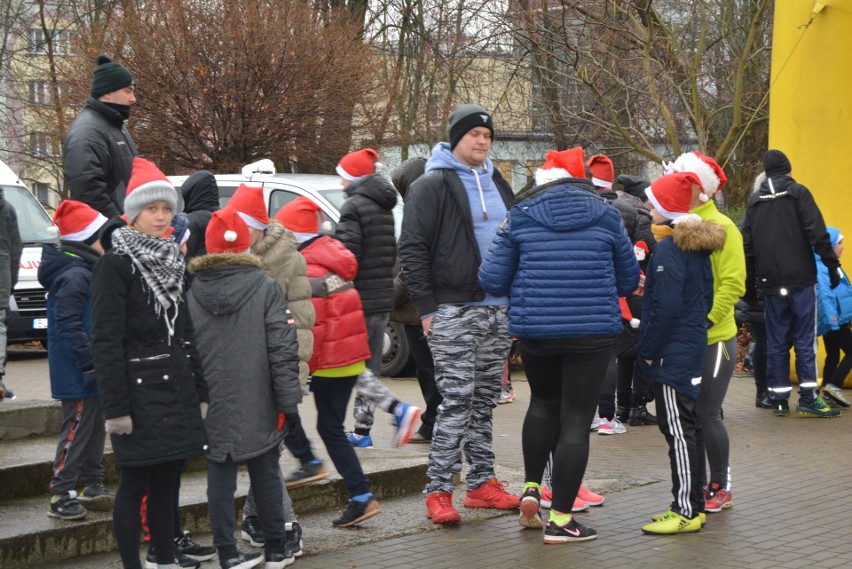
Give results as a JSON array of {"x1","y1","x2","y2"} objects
[
  {"x1": 320, "y1": 220, "x2": 333, "y2": 233},
  {"x1": 630, "y1": 318, "x2": 640, "y2": 329},
  {"x1": 47, "y1": 225, "x2": 60, "y2": 236},
  {"x1": 224, "y1": 230, "x2": 237, "y2": 242}
]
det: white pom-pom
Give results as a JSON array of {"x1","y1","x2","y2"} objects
[
  {"x1": 630, "y1": 318, "x2": 641, "y2": 329},
  {"x1": 699, "y1": 192, "x2": 709, "y2": 202},
  {"x1": 224, "y1": 230, "x2": 237, "y2": 242},
  {"x1": 320, "y1": 220, "x2": 332, "y2": 233},
  {"x1": 374, "y1": 161, "x2": 385, "y2": 174},
  {"x1": 47, "y1": 225, "x2": 60, "y2": 236}
]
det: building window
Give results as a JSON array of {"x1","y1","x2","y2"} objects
[
  {"x1": 28, "y1": 81, "x2": 65, "y2": 105},
  {"x1": 29, "y1": 132, "x2": 54, "y2": 157},
  {"x1": 34, "y1": 183, "x2": 51, "y2": 207},
  {"x1": 27, "y1": 28, "x2": 75, "y2": 56}
]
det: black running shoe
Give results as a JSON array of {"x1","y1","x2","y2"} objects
[
  {"x1": 220, "y1": 551, "x2": 263, "y2": 569},
  {"x1": 773, "y1": 399, "x2": 790, "y2": 416},
  {"x1": 264, "y1": 546, "x2": 295, "y2": 569},
  {"x1": 175, "y1": 530, "x2": 216, "y2": 561},
  {"x1": 285, "y1": 521, "x2": 303, "y2": 557},
  {"x1": 48, "y1": 491, "x2": 87, "y2": 520},
  {"x1": 144, "y1": 547, "x2": 200, "y2": 569},
  {"x1": 332, "y1": 497, "x2": 381, "y2": 528},
  {"x1": 543, "y1": 517, "x2": 598, "y2": 544},
  {"x1": 284, "y1": 462, "x2": 328, "y2": 489},
  {"x1": 241, "y1": 516, "x2": 265, "y2": 547}
]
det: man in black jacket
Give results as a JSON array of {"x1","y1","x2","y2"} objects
[
  {"x1": 741, "y1": 149, "x2": 841, "y2": 418},
  {"x1": 63, "y1": 55, "x2": 138, "y2": 218},
  {"x1": 0, "y1": 187, "x2": 22, "y2": 400},
  {"x1": 399, "y1": 104, "x2": 519, "y2": 524}
]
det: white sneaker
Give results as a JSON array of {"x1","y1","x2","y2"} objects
[
  {"x1": 598, "y1": 418, "x2": 627, "y2": 435},
  {"x1": 823, "y1": 384, "x2": 851, "y2": 407},
  {"x1": 590, "y1": 416, "x2": 601, "y2": 431}
]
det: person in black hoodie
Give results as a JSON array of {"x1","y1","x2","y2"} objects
[
  {"x1": 741, "y1": 149, "x2": 841, "y2": 418},
  {"x1": 335, "y1": 149, "x2": 421, "y2": 448},
  {"x1": 180, "y1": 170, "x2": 220, "y2": 259},
  {"x1": 63, "y1": 55, "x2": 137, "y2": 218}
]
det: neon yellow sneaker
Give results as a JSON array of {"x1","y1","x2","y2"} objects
[
  {"x1": 650, "y1": 508, "x2": 706, "y2": 526},
  {"x1": 642, "y1": 510, "x2": 702, "y2": 534}
]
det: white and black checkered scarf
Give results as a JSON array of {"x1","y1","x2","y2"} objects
[{"x1": 111, "y1": 226, "x2": 185, "y2": 337}]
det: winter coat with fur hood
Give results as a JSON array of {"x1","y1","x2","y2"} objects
[
  {"x1": 252, "y1": 220, "x2": 316, "y2": 385},
  {"x1": 188, "y1": 253, "x2": 301, "y2": 463},
  {"x1": 637, "y1": 218, "x2": 726, "y2": 399}
]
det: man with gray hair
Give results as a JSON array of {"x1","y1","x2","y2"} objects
[{"x1": 399, "y1": 104, "x2": 519, "y2": 524}]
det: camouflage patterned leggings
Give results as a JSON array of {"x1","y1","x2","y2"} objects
[{"x1": 425, "y1": 305, "x2": 510, "y2": 493}]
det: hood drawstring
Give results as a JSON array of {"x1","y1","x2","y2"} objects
[
  {"x1": 768, "y1": 177, "x2": 776, "y2": 195},
  {"x1": 472, "y1": 165, "x2": 489, "y2": 220}
]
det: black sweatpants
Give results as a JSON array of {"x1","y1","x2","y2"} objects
[
  {"x1": 823, "y1": 326, "x2": 852, "y2": 388},
  {"x1": 654, "y1": 383, "x2": 703, "y2": 519}
]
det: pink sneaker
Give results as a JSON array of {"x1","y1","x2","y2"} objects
[
  {"x1": 577, "y1": 484, "x2": 605, "y2": 506},
  {"x1": 704, "y1": 483, "x2": 733, "y2": 512},
  {"x1": 539, "y1": 485, "x2": 589, "y2": 512}
]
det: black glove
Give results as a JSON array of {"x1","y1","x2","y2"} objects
[
  {"x1": 830, "y1": 266, "x2": 843, "y2": 289},
  {"x1": 284, "y1": 411, "x2": 301, "y2": 435}
]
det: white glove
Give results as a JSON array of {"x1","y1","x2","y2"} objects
[
  {"x1": 200, "y1": 402, "x2": 209, "y2": 420},
  {"x1": 105, "y1": 415, "x2": 133, "y2": 435}
]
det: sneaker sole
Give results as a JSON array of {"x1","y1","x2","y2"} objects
[
  {"x1": 543, "y1": 533, "x2": 598, "y2": 543},
  {"x1": 651, "y1": 512, "x2": 707, "y2": 526},
  {"x1": 181, "y1": 551, "x2": 216, "y2": 562},
  {"x1": 519, "y1": 497, "x2": 542, "y2": 528},
  {"x1": 428, "y1": 511, "x2": 461, "y2": 524},
  {"x1": 144, "y1": 560, "x2": 200, "y2": 569},
  {"x1": 642, "y1": 526, "x2": 701, "y2": 535},
  {"x1": 463, "y1": 498, "x2": 520, "y2": 509},
  {"x1": 266, "y1": 557, "x2": 295, "y2": 569},
  {"x1": 393, "y1": 407, "x2": 422, "y2": 448},
  {"x1": 284, "y1": 470, "x2": 328, "y2": 489},
  {"x1": 240, "y1": 530, "x2": 265, "y2": 547},
  {"x1": 332, "y1": 504, "x2": 381, "y2": 528},
  {"x1": 705, "y1": 502, "x2": 733, "y2": 513},
  {"x1": 796, "y1": 410, "x2": 841, "y2": 417},
  {"x1": 47, "y1": 510, "x2": 87, "y2": 521},
  {"x1": 77, "y1": 495, "x2": 114, "y2": 511}
]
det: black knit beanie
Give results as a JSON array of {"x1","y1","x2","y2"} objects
[
  {"x1": 763, "y1": 149, "x2": 792, "y2": 178},
  {"x1": 91, "y1": 55, "x2": 134, "y2": 99},
  {"x1": 447, "y1": 104, "x2": 494, "y2": 150}
]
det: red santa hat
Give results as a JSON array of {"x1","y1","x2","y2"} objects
[
  {"x1": 663, "y1": 151, "x2": 727, "y2": 202},
  {"x1": 645, "y1": 172, "x2": 704, "y2": 221},
  {"x1": 275, "y1": 196, "x2": 331, "y2": 243},
  {"x1": 124, "y1": 157, "x2": 178, "y2": 222},
  {"x1": 587, "y1": 154, "x2": 614, "y2": 189},
  {"x1": 226, "y1": 183, "x2": 269, "y2": 230},
  {"x1": 49, "y1": 200, "x2": 108, "y2": 242},
  {"x1": 534, "y1": 147, "x2": 586, "y2": 186},
  {"x1": 205, "y1": 208, "x2": 251, "y2": 254},
  {"x1": 336, "y1": 148, "x2": 382, "y2": 181}
]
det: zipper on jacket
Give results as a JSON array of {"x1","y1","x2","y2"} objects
[{"x1": 129, "y1": 353, "x2": 171, "y2": 362}]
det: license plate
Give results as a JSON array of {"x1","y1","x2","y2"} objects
[{"x1": 33, "y1": 318, "x2": 48, "y2": 329}]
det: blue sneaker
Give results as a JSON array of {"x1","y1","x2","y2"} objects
[
  {"x1": 392, "y1": 403, "x2": 422, "y2": 448},
  {"x1": 346, "y1": 432, "x2": 374, "y2": 448}
]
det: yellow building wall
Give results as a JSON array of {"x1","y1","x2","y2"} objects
[{"x1": 770, "y1": 0, "x2": 852, "y2": 387}]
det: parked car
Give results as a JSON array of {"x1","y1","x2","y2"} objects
[
  {"x1": 0, "y1": 159, "x2": 56, "y2": 349},
  {"x1": 169, "y1": 159, "x2": 414, "y2": 377}
]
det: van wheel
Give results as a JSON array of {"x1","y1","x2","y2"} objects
[{"x1": 382, "y1": 322, "x2": 415, "y2": 377}]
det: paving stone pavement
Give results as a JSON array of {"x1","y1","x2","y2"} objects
[{"x1": 4, "y1": 348, "x2": 851, "y2": 568}]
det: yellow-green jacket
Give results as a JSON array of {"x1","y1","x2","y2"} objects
[{"x1": 690, "y1": 201, "x2": 746, "y2": 344}]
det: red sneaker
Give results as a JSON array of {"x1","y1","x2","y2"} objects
[
  {"x1": 540, "y1": 485, "x2": 589, "y2": 512},
  {"x1": 426, "y1": 492, "x2": 461, "y2": 524},
  {"x1": 577, "y1": 485, "x2": 605, "y2": 506},
  {"x1": 463, "y1": 478, "x2": 520, "y2": 509},
  {"x1": 704, "y1": 483, "x2": 733, "y2": 512}
]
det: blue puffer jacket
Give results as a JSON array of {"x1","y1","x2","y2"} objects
[
  {"x1": 38, "y1": 242, "x2": 100, "y2": 400},
  {"x1": 637, "y1": 220, "x2": 726, "y2": 399},
  {"x1": 815, "y1": 226, "x2": 852, "y2": 336},
  {"x1": 478, "y1": 179, "x2": 639, "y2": 338}
]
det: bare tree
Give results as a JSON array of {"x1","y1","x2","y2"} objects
[{"x1": 510, "y1": 0, "x2": 772, "y2": 203}]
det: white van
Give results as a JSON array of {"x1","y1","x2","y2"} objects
[
  {"x1": 169, "y1": 159, "x2": 414, "y2": 376},
  {"x1": 0, "y1": 160, "x2": 56, "y2": 348}
]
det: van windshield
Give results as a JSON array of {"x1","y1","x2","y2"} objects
[{"x1": 2, "y1": 186, "x2": 56, "y2": 244}]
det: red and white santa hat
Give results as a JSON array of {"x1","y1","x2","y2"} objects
[
  {"x1": 275, "y1": 196, "x2": 332, "y2": 243},
  {"x1": 226, "y1": 183, "x2": 269, "y2": 230},
  {"x1": 645, "y1": 172, "x2": 704, "y2": 222},
  {"x1": 535, "y1": 147, "x2": 586, "y2": 186},
  {"x1": 587, "y1": 154, "x2": 614, "y2": 189},
  {"x1": 124, "y1": 157, "x2": 178, "y2": 222},
  {"x1": 205, "y1": 208, "x2": 251, "y2": 254},
  {"x1": 662, "y1": 151, "x2": 727, "y2": 202},
  {"x1": 336, "y1": 148, "x2": 382, "y2": 181},
  {"x1": 49, "y1": 200, "x2": 108, "y2": 242}
]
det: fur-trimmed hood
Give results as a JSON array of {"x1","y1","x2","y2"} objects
[
  {"x1": 188, "y1": 253, "x2": 267, "y2": 316},
  {"x1": 671, "y1": 219, "x2": 727, "y2": 254}
]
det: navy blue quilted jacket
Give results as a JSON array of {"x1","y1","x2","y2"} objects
[{"x1": 478, "y1": 179, "x2": 639, "y2": 339}]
